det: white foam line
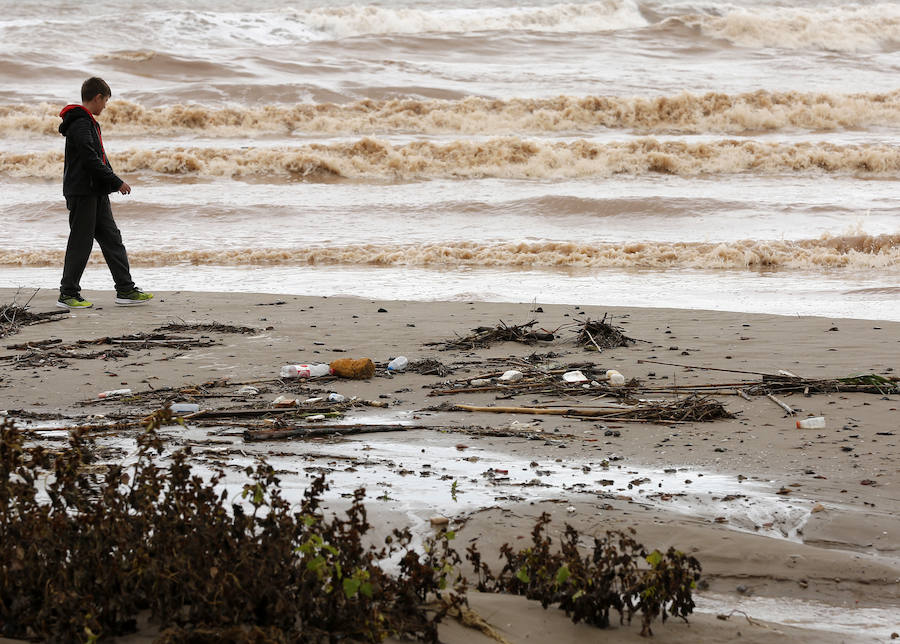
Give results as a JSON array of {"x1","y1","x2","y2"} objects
[{"x1": 695, "y1": 593, "x2": 900, "y2": 642}]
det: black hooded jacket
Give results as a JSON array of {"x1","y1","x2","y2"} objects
[{"x1": 58, "y1": 104, "x2": 123, "y2": 196}]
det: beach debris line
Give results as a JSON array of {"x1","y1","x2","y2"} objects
[
  {"x1": 453, "y1": 395, "x2": 733, "y2": 423},
  {"x1": 153, "y1": 319, "x2": 261, "y2": 335},
  {"x1": 0, "y1": 416, "x2": 703, "y2": 641},
  {"x1": 426, "y1": 319, "x2": 556, "y2": 350},
  {"x1": 0, "y1": 291, "x2": 68, "y2": 339},
  {"x1": 637, "y1": 359, "x2": 899, "y2": 395},
  {"x1": 243, "y1": 423, "x2": 419, "y2": 441}
]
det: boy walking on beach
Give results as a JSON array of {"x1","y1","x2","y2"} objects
[{"x1": 57, "y1": 77, "x2": 152, "y2": 309}]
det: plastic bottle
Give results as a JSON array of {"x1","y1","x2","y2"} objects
[
  {"x1": 98, "y1": 388, "x2": 131, "y2": 399},
  {"x1": 169, "y1": 402, "x2": 200, "y2": 414},
  {"x1": 387, "y1": 356, "x2": 409, "y2": 372},
  {"x1": 280, "y1": 363, "x2": 331, "y2": 378},
  {"x1": 605, "y1": 370, "x2": 625, "y2": 386},
  {"x1": 796, "y1": 416, "x2": 826, "y2": 429},
  {"x1": 327, "y1": 392, "x2": 346, "y2": 403}
]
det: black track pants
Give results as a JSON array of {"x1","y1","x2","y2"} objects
[{"x1": 60, "y1": 194, "x2": 135, "y2": 298}]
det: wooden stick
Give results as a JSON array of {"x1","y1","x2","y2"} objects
[
  {"x1": 637, "y1": 360, "x2": 777, "y2": 377},
  {"x1": 188, "y1": 407, "x2": 339, "y2": 419},
  {"x1": 454, "y1": 404, "x2": 633, "y2": 417},
  {"x1": 584, "y1": 328, "x2": 603, "y2": 353},
  {"x1": 244, "y1": 423, "x2": 418, "y2": 441},
  {"x1": 766, "y1": 393, "x2": 794, "y2": 415}
]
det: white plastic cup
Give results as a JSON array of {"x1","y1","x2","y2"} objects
[
  {"x1": 387, "y1": 356, "x2": 409, "y2": 372},
  {"x1": 796, "y1": 416, "x2": 826, "y2": 429}
]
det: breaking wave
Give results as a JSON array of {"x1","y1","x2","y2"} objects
[
  {"x1": 5, "y1": 91, "x2": 900, "y2": 136},
  {"x1": 669, "y1": 3, "x2": 900, "y2": 53},
  {"x1": 296, "y1": 0, "x2": 648, "y2": 38},
  {"x1": 4, "y1": 138, "x2": 899, "y2": 180},
  {"x1": 1, "y1": 235, "x2": 896, "y2": 270}
]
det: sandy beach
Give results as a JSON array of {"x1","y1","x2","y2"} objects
[{"x1": 1, "y1": 287, "x2": 897, "y2": 642}]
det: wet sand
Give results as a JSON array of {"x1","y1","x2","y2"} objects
[{"x1": 1, "y1": 287, "x2": 898, "y2": 642}]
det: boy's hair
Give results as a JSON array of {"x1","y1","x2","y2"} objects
[{"x1": 81, "y1": 77, "x2": 111, "y2": 102}]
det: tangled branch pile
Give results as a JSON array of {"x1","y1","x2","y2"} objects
[
  {"x1": 426, "y1": 320, "x2": 555, "y2": 350},
  {"x1": 0, "y1": 303, "x2": 67, "y2": 339},
  {"x1": 153, "y1": 320, "x2": 260, "y2": 335},
  {"x1": 574, "y1": 314, "x2": 637, "y2": 350}
]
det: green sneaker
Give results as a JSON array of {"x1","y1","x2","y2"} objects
[
  {"x1": 56, "y1": 295, "x2": 93, "y2": 309},
  {"x1": 115, "y1": 288, "x2": 154, "y2": 306}
]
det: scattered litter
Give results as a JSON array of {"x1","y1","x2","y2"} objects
[{"x1": 796, "y1": 417, "x2": 825, "y2": 429}]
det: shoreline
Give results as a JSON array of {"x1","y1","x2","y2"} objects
[{"x1": 2, "y1": 288, "x2": 898, "y2": 641}]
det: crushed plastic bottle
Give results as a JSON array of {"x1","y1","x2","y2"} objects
[
  {"x1": 387, "y1": 356, "x2": 409, "y2": 372},
  {"x1": 796, "y1": 416, "x2": 826, "y2": 429},
  {"x1": 169, "y1": 402, "x2": 199, "y2": 414},
  {"x1": 327, "y1": 392, "x2": 346, "y2": 403},
  {"x1": 98, "y1": 388, "x2": 131, "y2": 399},
  {"x1": 280, "y1": 363, "x2": 331, "y2": 378}
]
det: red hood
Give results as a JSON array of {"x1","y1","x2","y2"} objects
[{"x1": 59, "y1": 104, "x2": 96, "y2": 121}]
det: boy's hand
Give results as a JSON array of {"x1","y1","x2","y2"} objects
[{"x1": 119, "y1": 181, "x2": 131, "y2": 195}]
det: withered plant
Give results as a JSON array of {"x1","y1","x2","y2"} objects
[
  {"x1": 0, "y1": 416, "x2": 462, "y2": 642},
  {"x1": 467, "y1": 513, "x2": 701, "y2": 637}
]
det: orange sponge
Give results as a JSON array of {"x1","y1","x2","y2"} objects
[{"x1": 329, "y1": 358, "x2": 375, "y2": 380}]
